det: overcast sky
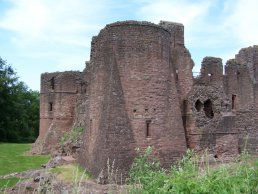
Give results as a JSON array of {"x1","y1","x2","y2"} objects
[{"x1": 0, "y1": 0, "x2": 258, "y2": 91}]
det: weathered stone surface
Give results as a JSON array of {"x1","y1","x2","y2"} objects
[
  {"x1": 32, "y1": 71, "x2": 84, "y2": 154},
  {"x1": 33, "y1": 20, "x2": 258, "y2": 181},
  {"x1": 79, "y1": 21, "x2": 187, "y2": 180}
]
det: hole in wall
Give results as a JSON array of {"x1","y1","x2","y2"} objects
[
  {"x1": 208, "y1": 73, "x2": 213, "y2": 82},
  {"x1": 232, "y1": 94, "x2": 236, "y2": 110},
  {"x1": 50, "y1": 77, "x2": 55, "y2": 90},
  {"x1": 146, "y1": 120, "x2": 151, "y2": 137},
  {"x1": 195, "y1": 99, "x2": 203, "y2": 112},
  {"x1": 49, "y1": 102, "x2": 53, "y2": 111},
  {"x1": 145, "y1": 108, "x2": 148, "y2": 113},
  {"x1": 203, "y1": 99, "x2": 214, "y2": 118},
  {"x1": 89, "y1": 119, "x2": 92, "y2": 137},
  {"x1": 175, "y1": 69, "x2": 179, "y2": 82},
  {"x1": 133, "y1": 109, "x2": 137, "y2": 113},
  {"x1": 237, "y1": 71, "x2": 240, "y2": 81}
]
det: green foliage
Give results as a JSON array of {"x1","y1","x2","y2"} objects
[
  {"x1": 0, "y1": 58, "x2": 39, "y2": 143},
  {"x1": 0, "y1": 143, "x2": 50, "y2": 188},
  {"x1": 128, "y1": 147, "x2": 167, "y2": 193},
  {"x1": 128, "y1": 148, "x2": 258, "y2": 194},
  {"x1": 60, "y1": 127, "x2": 84, "y2": 145}
]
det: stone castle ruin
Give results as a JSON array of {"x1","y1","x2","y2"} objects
[{"x1": 33, "y1": 21, "x2": 258, "y2": 179}]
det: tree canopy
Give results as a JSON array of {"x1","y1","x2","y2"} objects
[{"x1": 0, "y1": 57, "x2": 39, "y2": 142}]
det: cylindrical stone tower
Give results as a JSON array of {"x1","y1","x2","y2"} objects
[{"x1": 79, "y1": 21, "x2": 187, "y2": 179}]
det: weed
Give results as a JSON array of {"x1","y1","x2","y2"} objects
[
  {"x1": 128, "y1": 148, "x2": 258, "y2": 194},
  {"x1": 60, "y1": 127, "x2": 84, "y2": 146}
]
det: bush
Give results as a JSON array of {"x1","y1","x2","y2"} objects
[{"x1": 128, "y1": 148, "x2": 258, "y2": 194}]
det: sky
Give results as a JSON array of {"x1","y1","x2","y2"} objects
[{"x1": 0, "y1": 0, "x2": 258, "y2": 91}]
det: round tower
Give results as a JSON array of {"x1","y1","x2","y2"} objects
[{"x1": 79, "y1": 21, "x2": 187, "y2": 179}]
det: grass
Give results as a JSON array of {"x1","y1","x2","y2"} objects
[
  {"x1": 0, "y1": 177, "x2": 21, "y2": 188},
  {"x1": 0, "y1": 143, "x2": 50, "y2": 188},
  {"x1": 128, "y1": 147, "x2": 258, "y2": 194},
  {"x1": 50, "y1": 164, "x2": 91, "y2": 182}
]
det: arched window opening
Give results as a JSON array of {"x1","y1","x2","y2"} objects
[
  {"x1": 195, "y1": 99, "x2": 203, "y2": 112},
  {"x1": 203, "y1": 99, "x2": 214, "y2": 118}
]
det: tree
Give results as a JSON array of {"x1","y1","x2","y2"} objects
[{"x1": 0, "y1": 57, "x2": 39, "y2": 142}]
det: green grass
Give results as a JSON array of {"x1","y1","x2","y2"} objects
[
  {"x1": 128, "y1": 147, "x2": 258, "y2": 194},
  {"x1": 0, "y1": 143, "x2": 50, "y2": 188},
  {"x1": 0, "y1": 177, "x2": 22, "y2": 188},
  {"x1": 50, "y1": 164, "x2": 91, "y2": 182}
]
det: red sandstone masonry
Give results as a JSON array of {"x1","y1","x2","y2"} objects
[
  {"x1": 33, "y1": 20, "x2": 258, "y2": 179},
  {"x1": 33, "y1": 71, "x2": 83, "y2": 153},
  {"x1": 79, "y1": 21, "x2": 187, "y2": 179}
]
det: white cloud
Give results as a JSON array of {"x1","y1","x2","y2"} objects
[
  {"x1": 224, "y1": 0, "x2": 258, "y2": 46},
  {"x1": 1, "y1": 0, "x2": 258, "y2": 75},
  {"x1": 138, "y1": 0, "x2": 212, "y2": 28},
  {"x1": 0, "y1": 0, "x2": 108, "y2": 69},
  {"x1": 137, "y1": 0, "x2": 258, "y2": 68}
]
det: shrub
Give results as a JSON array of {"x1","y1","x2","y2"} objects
[{"x1": 128, "y1": 148, "x2": 258, "y2": 194}]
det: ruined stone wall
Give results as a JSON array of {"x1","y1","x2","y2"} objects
[
  {"x1": 226, "y1": 46, "x2": 258, "y2": 154},
  {"x1": 185, "y1": 50, "x2": 258, "y2": 157},
  {"x1": 79, "y1": 21, "x2": 187, "y2": 179},
  {"x1": 196, "y1": 57, "x2": 223, "y2": 86},
  {"x1": 34, "y1": 20, "x2": 258, "y2": 178},
  {"x1": 73, "y1": 63, "x2": 91, "y2": 130},
  {"x1": 184, "y1": 85, "x2": 238, "y2": 157},
  {"x1": 34, "y1": 71, "x2": 83, "y2": 153},
  {"x1": 235, "y1": 46, "x2": 258, "y2": 109},
  {"x1": 235, "y1": 45, "x2": 258, "y2": 82},
  {"x1": 235, "y1": 109, "x2": 258, "y2": 154},
  {"x1": 184, "y1": 58, "x2": 239, "y2": 158},
  {"x1": 159, "y1": 21, "x2": 194, "y2": 109},
  {"x1": 225, "y1": 59, "x2": 254, "y2": 110}
]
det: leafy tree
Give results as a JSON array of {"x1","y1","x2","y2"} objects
[{"x1": 0, "y1": 57, "x2": 39, "y2": 142}]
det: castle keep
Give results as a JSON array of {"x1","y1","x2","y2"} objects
[{"x1": 33, "y1": 21, "x2": 258, "y2": 178}]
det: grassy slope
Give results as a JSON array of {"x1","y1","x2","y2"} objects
[
  {"x1": 0, "y1": 143, "x2": 50, "y2": 188},
  {"x1": 50, "y1": 164, "x2": 91, "y2": 182}
]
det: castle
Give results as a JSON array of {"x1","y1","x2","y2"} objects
[{"x1": 33, "y1": 21, "x2": 258, "y2": 179}]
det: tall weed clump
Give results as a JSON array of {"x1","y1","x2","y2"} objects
[
  {"x1": 128, "y1": 148, "x2": 258, "y2": 194},
  {"x1": 128, "y1": 146, "x2": 167, "y2": 193}
]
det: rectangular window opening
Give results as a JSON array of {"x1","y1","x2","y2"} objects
[
  {"x1": 176, "y1": 69, "x2": 179, "y2": 82},
  {"x1": 232, "y1": 94, "x2": 236, "y2": 110},
  {"x1": 50, "y1": 77, "x2": 55, "y2": 90},
  {"x1": 89, "y1": 119, "x2": 92, "y2": 137},
  {"x1": 146, "y1": 120, "x2": 151, "y2": 137},
  {"x1": 49, "y1": 102, "x2": 53, "y2": 111}
]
